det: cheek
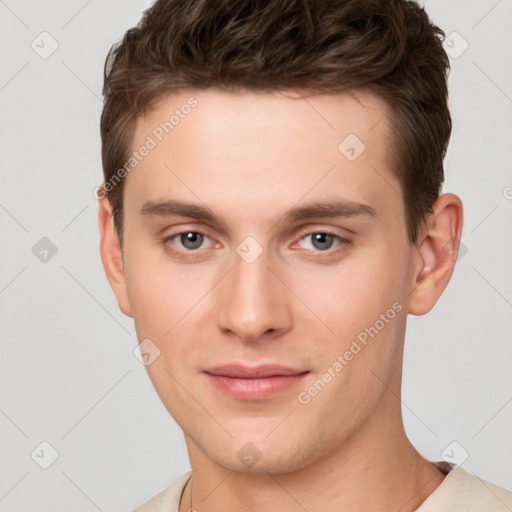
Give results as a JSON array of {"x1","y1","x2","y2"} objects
[
  {"x1": 123, "y1": 249, "x2": 207, "y2": 407},
  {"x1": 285, "y1": 243, "x2": 410, "y2": 390},
  {"x1": 122, "y1": 237, "x2": 207, "y2": 333},
  {"x1": 123, "y1": 245, "x2": 225, "y2": 391},
  {"x1": 291, "y1": 245, "x2": 408, "y2": 331}
]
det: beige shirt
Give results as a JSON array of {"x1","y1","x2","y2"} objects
[{"x1": 133, "y1": 462, "x2": 512, "y2": 512}]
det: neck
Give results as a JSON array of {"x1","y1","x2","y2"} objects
[{"x1": 182, "y1": 426, "x2": 444, "y2": 511}]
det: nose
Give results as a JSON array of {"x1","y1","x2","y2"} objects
[{"x1": 215, "y1": 245, "x2": 293, "y2": 343}]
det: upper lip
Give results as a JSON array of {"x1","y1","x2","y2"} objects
[{"x1": 204, "y1": 364, "x2": 308, "y2": 379}]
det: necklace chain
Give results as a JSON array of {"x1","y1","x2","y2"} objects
[{"x1": 187, "y1": 476, "x2": 194, "y2": 512}]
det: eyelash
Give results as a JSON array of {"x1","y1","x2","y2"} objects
[
  {"x1": 293, "y1": 231, "x2": 350, "y2": 252},
  {"x1": 161, "y1": 230, "x2": 212, "y2": 258},
  {"x1": 161, "y1": 229, "x2": 351, "y2": 258}
]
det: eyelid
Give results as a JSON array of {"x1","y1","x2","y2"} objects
[
  {"x1": 294, "y1": 232, "x2": 349, "y2": 250},
  {"x1": 293, "y1": 225, "x2": 352, "y2": 243},
  {"x1": 161, "y1": 226, "x2": 352, "y2": 256},
  {"x1": 161, "y1": 229, "x2": 219, "y2": 258},
  {"x1": 160, "y1": 221, "x2": 215, "y2": 239},
  {"x1": 294, "y1": 219, "x2": 358, "y2": 252}
]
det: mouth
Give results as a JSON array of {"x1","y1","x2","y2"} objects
[{"x1": 203, "y1": 364, "x2": 310, "y2": 400}]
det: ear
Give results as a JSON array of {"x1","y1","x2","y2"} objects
[
  {"x1": 98, "y1": 194, "x2": 133, "y2": 317},
  {"x1": 408, "y1": 193, "x2": 464, "y2": 316}
]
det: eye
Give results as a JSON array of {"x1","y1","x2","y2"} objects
[
  {"x1": 297, "y1": 232, "x2": 345, "y2": 251},
  {"x1": 171, "y1": 231, "x2": 210, "y2": 251}
]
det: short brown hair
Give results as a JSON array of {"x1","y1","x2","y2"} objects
[{"x1": 100, "y1": 0, "x2": 451, "y2": 243}]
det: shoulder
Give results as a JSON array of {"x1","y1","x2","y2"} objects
[
  {"x1": 419, "y1": 465, "x2": 512, "y2": 512},
  {"x1": 133, "y1": 471, "x2": 192, "y2": 512}
]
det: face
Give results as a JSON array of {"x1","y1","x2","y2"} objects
[{"x1": 114, "y1": 89, "x2": 420, "y2": 473}]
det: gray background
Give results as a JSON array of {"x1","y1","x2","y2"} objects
[{"x1": 0, "y1": 0, "x2": 511, "y2": 510}]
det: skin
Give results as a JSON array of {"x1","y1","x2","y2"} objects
[{"x1": 98, "y1": 88, "x2": 463, "y2": 511}]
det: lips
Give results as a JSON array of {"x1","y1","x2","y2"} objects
[
  {"x1": 204, "y1": 363, "x2": 308, "y2": 379},
  {"x1": 203, "y1": 364, "x2": 310, "y2": 400}
]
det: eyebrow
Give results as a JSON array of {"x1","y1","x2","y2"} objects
[
  {"x1": 140, "y1": 198, "x2": 376, "y2": 224},
  {"x1": 285, "y1": 200, "x2": 376, "y2": 223},
  {"x1": 140, "y1": 199, "x2": 219, "y2": 222}
]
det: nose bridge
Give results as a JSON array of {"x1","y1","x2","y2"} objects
[{"x1": 216, "y1": 242, "x2": 291, "y2": 341}]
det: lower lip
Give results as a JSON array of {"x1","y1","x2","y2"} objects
[{"x1": 205, "y1": 372, "x2": 309, "y2": 400}]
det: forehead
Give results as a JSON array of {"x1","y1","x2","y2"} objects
[
  {"x1": 138, "y1": 88, "x2": 391, "y2": 157},
  {"x1": 126, "y1": 88, "x2": 400, "y2": 226}
]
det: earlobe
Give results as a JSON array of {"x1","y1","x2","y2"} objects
[
  {"x1": 98, "y1": 195, "x2": 133, "y2": 318},
  {"x1": 408, "y1": 193, "x2": 464, "y2": 316}
]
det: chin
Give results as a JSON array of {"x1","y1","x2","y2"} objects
[{"x1": 196, "y1": 429, "x2": 319, "y2": 475}]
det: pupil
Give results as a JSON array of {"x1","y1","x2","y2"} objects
[
  {"x1": 313, "y1": 233, "x2": 333, "y2": 250},
  {"x1": 181, "y1": 232, "x2": 203, "y2": 250}
]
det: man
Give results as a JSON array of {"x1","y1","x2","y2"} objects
[{"x1": 97, "y1": 0, "x2": 512, "y2": 510}]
